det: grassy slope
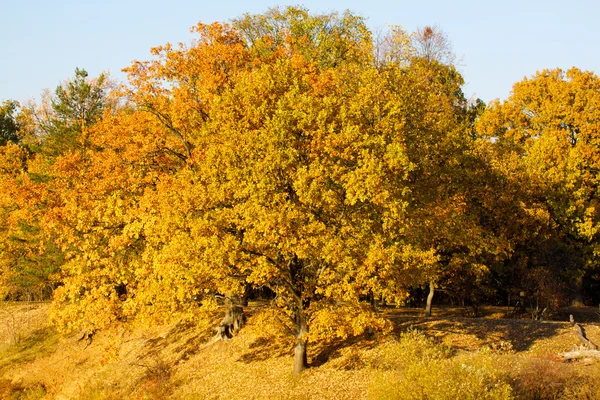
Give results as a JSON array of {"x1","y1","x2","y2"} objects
[{"x1": 1, "y1": 303, "x2": 599, "y2": 399}]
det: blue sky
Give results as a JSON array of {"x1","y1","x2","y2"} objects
[{"x1": 2, "y1": 0, "x2": 598, "y2": 104}]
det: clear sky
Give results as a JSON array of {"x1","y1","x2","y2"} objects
[{"x1": 2, "y1": 0, "x2": 599, "y2": 104}]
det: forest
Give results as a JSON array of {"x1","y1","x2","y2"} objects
[{"x1": 1, "y1": 6, "x2": 600, "y2": 384}]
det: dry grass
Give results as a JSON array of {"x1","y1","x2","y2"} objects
[
  {"x1": 1, "y1": 303, "x2": 599, "y2": 399},
  {"x1": 0, "y1": 302, "x2": 50, "y2": 346}
]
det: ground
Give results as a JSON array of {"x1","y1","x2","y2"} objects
[{"x1": 1, "y1": 302, "x2": 599, "y2": 399}]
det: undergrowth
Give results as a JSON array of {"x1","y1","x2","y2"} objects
[
  {"x1": 0, "y1": 380, "x2": 47, "y2": 400},
  {"x1": 368, "y1": 330, "x2": 600, "y2": 400},
  {"x1": 80, "y1": 355, "x2": 174, "y2": 400},
  {"x1": 369, "y1": 330, "x2": 513, "y2": 400}
]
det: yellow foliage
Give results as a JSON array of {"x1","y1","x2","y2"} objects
[
  {"x1": 307, "y1": 303, "x2": 392, "y2": 345},
  {"x1": 476, "y1": 67, "x2": 600, "y2": 291},
  {"x1": 9, "y1": 8, "x2": 591, "y2": 376}
]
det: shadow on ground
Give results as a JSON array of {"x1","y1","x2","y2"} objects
[{"x1": 394, "y1": 317, "x2": 566, "y2": 351}]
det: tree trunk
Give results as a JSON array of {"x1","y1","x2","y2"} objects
[
  {"x1": 425, "y1": 281, "x2": 435, "y2": 317},
  {"x1": 292, "y1": 308, "x2": 308, "y2": 375},
  {"x1": 571, "y1": 274, "x2": 585, "y2": 306},
  {"x1": 217, "y1": 294, "x2": 246, "y2": 341}
]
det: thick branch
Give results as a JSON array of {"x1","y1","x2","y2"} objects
[
  {"x1": 569, "y1": 314, "x2": 599, "y2": 350},
  {"x1": 240, "y1": 248, "x2": 303, "y2": 305}
]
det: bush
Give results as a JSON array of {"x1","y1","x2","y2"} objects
[
  {"x1": 561, "y1": 376, "x2": 600, "y2": 400},
  {"x1": 509, "y1": 356, "x2": 568, "y2": 399},
  {"x1": 367, "y1": 329, "x2": 451, "y2": 371},
  {"x1": 370, "y1": 330, "x2": 513, "y2": 400},
  {"x1": 508, "y1": 355, "x2": 600, "y2": 400}
]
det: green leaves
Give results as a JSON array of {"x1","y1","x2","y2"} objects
[
  {"x1": 0, "y1": 100, "x2": 21, "y2": 146},
  {"x1": 42, "y1": 68, "x2": 110, "y2": 157}
]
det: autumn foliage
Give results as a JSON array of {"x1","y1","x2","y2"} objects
[{"x1": 2, "y1": 6, "x2": 600, "y2": 374}]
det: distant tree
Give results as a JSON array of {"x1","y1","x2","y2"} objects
[
  {"x1": 0, "y1": 141, "x2": 64, "y2": 301},
  {"x1": 38, "y1": 68, "x2": 109, "y2": 157},
  {"x1": 411, "y1": 25, "x2": 455, "y2": 65},
  {"x1": 0, "y1": 69, "x2": 111, "y2": 301},
  {"x1": 476, "y1": 67, "x2": 600, "y2": 307},
  {"x1": 0, "y1": 100, "x2": 21, "y2": 146}
]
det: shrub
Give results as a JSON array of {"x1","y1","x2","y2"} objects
[
  {"x1": 561, "y1": 375, "x2": 600, "y2": 400},
  {"x1": 508, "y1": 355, "x2": 600, "y2": 400},
  {"x1": 370, "y1": 331, "x2": 513, "y2": 400},
  {"x1": 367, "y1": 329, "x2": 452, "y2": 371}
]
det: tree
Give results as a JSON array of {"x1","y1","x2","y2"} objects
[
  {"x1": 0, "y1": 98, "x2": 62, "y2": 300},
  {"x1": 47, "y1": 7, "x2": 515, "y2": 376},
  {"x1": 476, "y1": 67, "x2": 600, "y2": 306},
  {"x1": 386, "y1": 29, "x2": 514, "y2": 317},
  {"x1": 411, "y1": 25, "x2": 455, "y2": 65},
  {"x1": 0, "y1": 100, "x2": 21, "y2": 146},
  {"x1": 0, "y1": 69, "x2": 114, "y2": 301},
  {"x1": 37, "y1": 68, "x2": 110, "y2": 157},
  {"x1": 0, "y1": 141, "x2": 64, "y2": 300}
]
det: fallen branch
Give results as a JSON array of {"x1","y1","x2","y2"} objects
[
  {"x1": 560, "y1": 350, "x2": 600, "y2": 361},
  {"x1": 559, "y1": 315, "x2": 600, "y2": 362},
  {"x1": 569, "y1": 314, "x2": 598, "y2": 350}
]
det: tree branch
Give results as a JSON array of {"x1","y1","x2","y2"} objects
[{"x1": 142, "y1": 102, "x2": 193, "y2": 160}]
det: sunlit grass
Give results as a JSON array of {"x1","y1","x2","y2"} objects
[{"x1": 1, "y1": 303, "x2": 600, "y2": 399}]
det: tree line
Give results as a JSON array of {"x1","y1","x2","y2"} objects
[{"x1": 1, "y1": 7, "x2": 599, "y2": 373}]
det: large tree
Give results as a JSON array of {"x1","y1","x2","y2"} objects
[{"x1": 47, "y1": 7, "x2": 504, "y2": 374}]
